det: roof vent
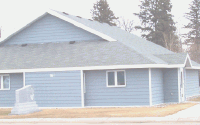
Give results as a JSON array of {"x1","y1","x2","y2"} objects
[
  {"x1": 69, "y1": 41, "x2": 75, "y2": 44},
  {"x1": 63, "y1": 12, "x2": 69, "y2": 15},
  {"x1": 21, "y1": 44, "x2": 27, "y2": 47},
  {"x1": 76, "y1": 16, "x2": 82, "y2": 18}
]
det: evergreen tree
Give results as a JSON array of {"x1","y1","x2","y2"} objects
[
  {"x1": 184, "y1": 0, "x2": 200, "y2": 63},
  {"x1": 91, "y1": 0, "x2": 118, "y2": 26},
  {"x1": 134, "y1": 0, "x2": 179, "y2": 51}
]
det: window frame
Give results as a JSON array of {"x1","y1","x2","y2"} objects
[
  {"x1": 106, "y1": 70, "x2": 126, "y2": 87},
  {"x1": 0, "y1": 75, "x2": 10, "y2": 90}
]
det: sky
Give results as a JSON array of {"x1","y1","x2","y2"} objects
[{"x1": 0, "y1": 0, "x2": 193, "y2": 39}]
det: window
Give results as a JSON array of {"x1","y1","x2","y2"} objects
[
  {"x1": 0, "y1": 75, "x2": 10, "y2": 90},
  {"x1": 106, "y1": 70, "x2": 126, "y2": 87}
]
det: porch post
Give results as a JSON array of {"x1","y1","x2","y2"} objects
[{"x1": 149, "y1": 68, "x2": 152, "y2": 106}]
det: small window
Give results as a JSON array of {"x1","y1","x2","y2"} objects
[
  {"x1": 0, "y1": 75, "x2": 10, "y2": 90},
  {"x1": 107, "y1": 70, "x2": 126, "y2": 87}
]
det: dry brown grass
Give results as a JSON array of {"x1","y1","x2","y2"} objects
[
  {"x1": 188, "y1": 96, "x2": 200, "y2": 101},
  {"x1": 0, "y1": 103, "x2": 196, "y2": 119}
]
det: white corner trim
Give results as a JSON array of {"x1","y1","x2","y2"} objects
[
  {"x1": 178, "y1": 68, "x2": 181, "y2": 103},
  {"x1": 47, "y1": 10, "x2": 116, "y2": 42},
  {"x1": 149, "y1": 68, "x2": 152, "y2": 106},
  {"x1": 23, "y1": 72, "x2": 26, "y2": 87},
  {"x1": 81, "y1": 70, "x2": 84, "y2": 107}
]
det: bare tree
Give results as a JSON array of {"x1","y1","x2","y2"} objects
[
  {"x1": 162, "y1": 31, "x2": 182, "y2": 52},
  {"x1": 117, "y1": 17, "x2": 134, "y2": 33}
]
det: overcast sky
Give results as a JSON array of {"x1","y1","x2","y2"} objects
[{"x1": 0, "y1": 0, "x2": 193, "y2": 38}]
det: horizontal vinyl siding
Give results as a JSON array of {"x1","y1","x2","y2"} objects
[
  {"x1": 85, "y1": 69, "x2": 149, "y2": 106},
  {"x1": 163, "y1": 69, "x2": 179, "y2": 103},
  {"x1": 3, "y1": 14, "x2": 103, "y2": 45},
  {"x1": 25, "y1": 71, "x2": 81, "y2": 107},
  {"x1": 151, "y1": 69, "x2": 164, "y2": 105},
  {"x1": 185, "y1": 69, "x2": 199, "y2": 98},
  {"x1": 0, "y1": 73, "x2": 23, "y2": 107}
]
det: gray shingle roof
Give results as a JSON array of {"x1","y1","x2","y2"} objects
[
  {"x1": 154, "y1": 53, "x2": 187, "y2": 65},
  {"x1": 191, "y1": 61, "x2": 200, "y2": 66},
  {"x1": 52, "y1": 11, "x2": 176, "y2": 64},
  {"x1": 0, "y1": 41, "x2": 155, "y2": 70},
  {"x1": 54, "y1": 11, "x2": 200, "y2": 66},
  {"x1": 56, "y1": 11, "x2": 173, "y2": 55},
  {"x1": 0, "y1": 10, "x2": 199, "y2": 69}
]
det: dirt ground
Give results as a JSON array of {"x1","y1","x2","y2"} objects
[{"x1": 0, "y1": 103, "x2": 196, "y2": 119}]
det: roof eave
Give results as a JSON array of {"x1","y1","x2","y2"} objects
[{"x1": 0, "y1": 64, "x2": 185, "y2": 73}]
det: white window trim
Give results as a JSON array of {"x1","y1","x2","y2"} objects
[
  {"x1": 106, "y1": 70, "x2": 126, "y2": 87},
  {"x1": 0, "y1": 74, "x2": 10, "y2": 90}
]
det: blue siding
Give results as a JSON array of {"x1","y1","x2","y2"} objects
[
  {"x1": 151, "y1": 69, "x2": 164, "y2": 105},
  {"x1": 3, "y1": 14, "x2": 103, "y2": 45},
  {"x1": 25, "y1": 71, "x2": 82, "y2": 107},
  {"x1": 84, "y1": 69, "x2": 149, "y2": 106},
  {"x1": 0, "y1": 73, "x2": 23, "y2": 107},
  {"x1": 185, "y1": 69, "x2": 199, "y2": 98},
  {"x1": 163, "y1": 69, "x2": 179, "y2": 103}
]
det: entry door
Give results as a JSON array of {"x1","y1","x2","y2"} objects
[{"x1": 180, "y1": 68, "x2": 185, "y2": 101}]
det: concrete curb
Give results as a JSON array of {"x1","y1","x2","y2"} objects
[{"x1": 0, "y1": 117, "x2": 200, "y2": 123}]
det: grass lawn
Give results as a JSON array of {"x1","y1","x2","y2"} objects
[{"x1": 0, "y1": 103, "x2": 197, "y2": 119}]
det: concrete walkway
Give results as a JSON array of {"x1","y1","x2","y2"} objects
[
  {"x1": 166, "y1": 104, "x2": 200, "y2": 118},
  {"x1": 1, "y1": 104, "x2": 200, "y2": 123}
]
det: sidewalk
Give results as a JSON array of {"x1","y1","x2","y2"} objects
[
  {"x1": 0, "y1": 104, "x2": 200, "y2": 123},
  {"x1": 166, "y1": 103, "x2": 200, "y2": 118},
  {"x1": 0, "y1": 117, "x2": 200, "y2": 123}
]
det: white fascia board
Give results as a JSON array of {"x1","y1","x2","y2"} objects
[
  {"x1": 185, "y1": 66, "x2": 200, "y2": 69},
  {"x1": 47, "y1": 10, "x2": 116, "y2": 42},
  {"x1": 0, "y1": 64, "x2": 184, "y2": 73},
  {"x1": 0, "y1": 12, "x2": 48, "y2": 43},
  {"x1": 184, "y1": 53, "x2": 193, "y2": 67}
]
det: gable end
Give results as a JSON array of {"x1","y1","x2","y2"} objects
[{"x1": 1, "y1": 14, "x2": 105, "y2": 45}]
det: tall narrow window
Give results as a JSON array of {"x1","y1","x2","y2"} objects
[
  {"x1": 107, "y1": 70, "x2": 126, "y2": 87},
  {"x1": 117, "y1": 71, "x2": 125, "y2": 85},
  {"x1": 0, "y1": 75, "x2": 10, "y2": 90},
  {"x1": 108, "y1": 72, "x2": 115, "y2": 86}
]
